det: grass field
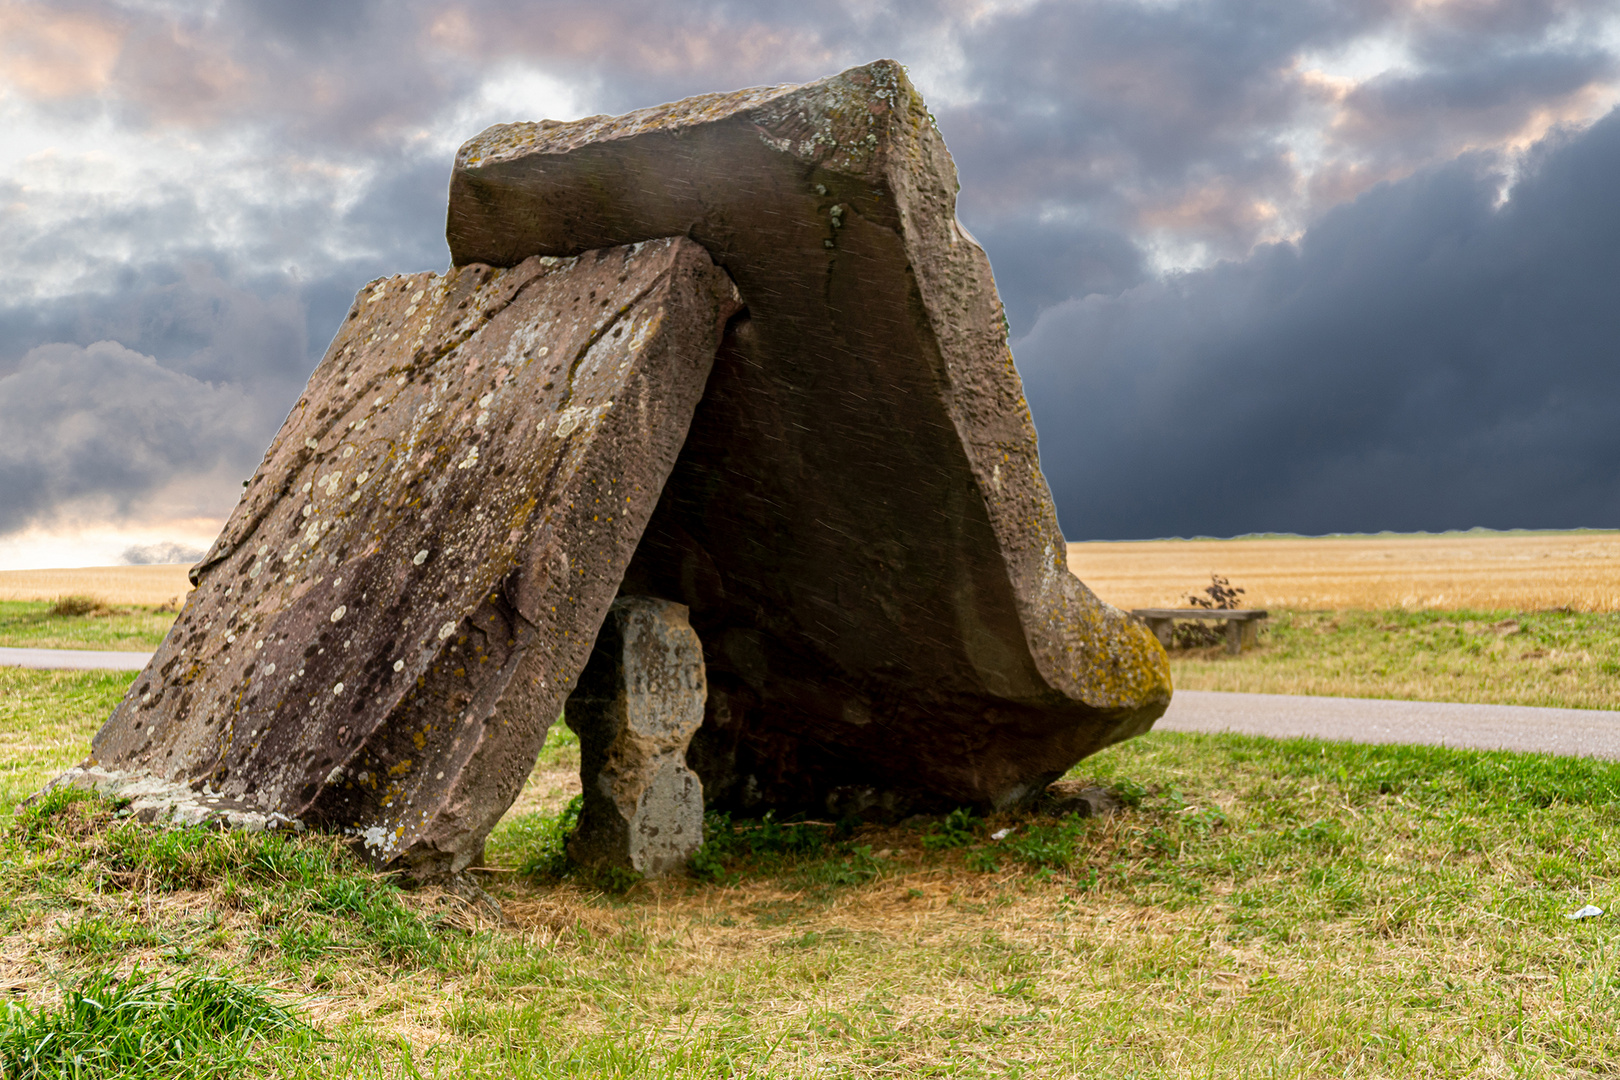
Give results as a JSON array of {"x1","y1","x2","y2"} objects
[
  {"x1": 6, "y1": 528, "x2": 1620, "y2": 1076},
  {"x1": 1069, "y1": 529, "x2": 1620, "y2": 612},
  {"x1": 4, "y1": 669, "x2": 1620, "y2": 1077},
  {"x1": 1171, "y1": 607, "x2": 1620, "y2": 710}
]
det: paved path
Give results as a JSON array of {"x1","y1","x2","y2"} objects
[
  {"x1": 4, "y1": 645, "x2": 1618, "y2": 761},
  {"x1": 0, "y1": 646, "x2": 154, "y2": 671},
  {"x1": 1159, "y1": 690, "x2": 1620, "y2": 761}
]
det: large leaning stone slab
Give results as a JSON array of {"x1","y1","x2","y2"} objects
[
  {"x1": 448, "y1": 60, "x2": 1173, "y2": 816},
  {"x1": 565, "y1": 596, "x2": 707, "y2": 877},
  {"x1": 79, "y1": 237, "x2": 740, "y2": 876}
]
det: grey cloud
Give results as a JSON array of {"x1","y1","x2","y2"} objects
[
  {"x1": 942, "y1": 1, "x2": 1617, "y2": 264},
  {"x1": 1014, "y1": 106, "x2": 1620, "y2": 538},
  {"x1": 120, "y1": 541, "x2": 206, "y2": 565},
  {"x1": 1334, "y1": 46, "x2": 1618, "y2": 156},
  {"x1": 0, "y1": 341, "x2": 264, "y2": 533}
]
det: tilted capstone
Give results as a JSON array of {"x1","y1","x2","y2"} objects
[{"x1": 448, "y1": 59, "x2": 1174, "y2": 817}]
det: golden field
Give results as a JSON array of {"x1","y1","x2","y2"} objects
[
  {"x1": 1068, "y1": 529, "x2": 1620, "y2": 612},
  {"x1": 5, "y1": 529, "x2": 1619, "y2": 614},
  {"x1": 0, "y1": 565, "x2": 193, "y2": 607}
]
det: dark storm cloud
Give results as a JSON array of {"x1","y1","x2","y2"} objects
[
  {"x1": 0, "y1": 341, "x2": 263, "y2": 533},
  {"x1": 5, "y1": 0, "x2": 1620, "y2": 545},
  {"x1": 972, "y1": 217, "x2": 1148, "y2": 336},
  {"x1": 1016, "y1": 107, "x2": 1620, "y2": 539}
]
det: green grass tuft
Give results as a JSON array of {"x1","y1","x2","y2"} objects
[
  {"x1": 0, "y1": 968, "x2": 312, "y2": 1079},
  {"x1": 6, "y1": 794, "x2": 449, "y2": 970},
  {"x1": 505, "y1": 794, "x2": 582, "y2": 881}
]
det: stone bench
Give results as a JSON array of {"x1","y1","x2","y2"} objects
[{"x1": 1130, "y1": 609, "x2": 1269, "y2": 655}]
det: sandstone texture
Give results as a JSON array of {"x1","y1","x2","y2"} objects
[
  {"x1": 82, "y1": 238, "x2": 740, "y2": 876},
  {"x1": 565, "y1": 596, "x2": 707, "y2": 877},
  {"x1": 449, "y1": 60, "x2": 1172, "y2": 816}
]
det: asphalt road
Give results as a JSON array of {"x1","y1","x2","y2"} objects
[
  {"x1": 3, "y1": 646, "x2": 1618, "y2": 761},
  {"x1": 0, "y1": 646, "x2": 154, "y2": 671},
  {"x1": 1158, "y1": 689, "x2": 1620, "y2": 760}
]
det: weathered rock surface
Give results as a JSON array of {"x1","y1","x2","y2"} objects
[
  {"x1": 565, "y1": 596, "x2": 707, "y2": 876},
  {"x1": 448, "y1": 60, "x2": 1172, "y2": 816},
  {"x1": 1040, "y1": 780, "x2": 1121, "y2": 818},
  {"x1": 48, "y1": 765, "x2": 303, "y2": 832},
  {"x1": 80, "y1": 237, "x2": 740, "y2": 876}
]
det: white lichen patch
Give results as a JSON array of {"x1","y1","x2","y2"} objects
[
  {"x1": 49, "y1": 766, "x2": 302, "y2": 833},
  {"x1": 554, "y1": 406, "x2": 588, "y2": 438},
  {"x1": 359, "y1": 824, "x2": 397, "y2": 854}
]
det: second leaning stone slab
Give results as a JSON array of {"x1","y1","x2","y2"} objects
[{"x1": 79, "y1": 238, "x2": 739, "y2": 877}]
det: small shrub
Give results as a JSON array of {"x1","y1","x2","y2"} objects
[
  {"x1": 687, "y1": 832, "x2": 733, "y2": 884},
  {"x1": 921, "y1": 807, "x2": 982, "y2": 850},
  {"x1": 1173, "y1": 574, "x2": 1245, "y2": 649},
  {"x1": 49, "y1": 594, "x2": 103, "y2": 617},
  {"x1": 1186, "y1": 574, "x2": 1246, "y2": 610}
]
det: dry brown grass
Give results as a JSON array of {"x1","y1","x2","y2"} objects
[
  {"x1": 0, "y1": 565, "x2": 193, "y2": 607},
  {"x1": 1068, "y1": 529, "x2": 1620, "y2": 612}
]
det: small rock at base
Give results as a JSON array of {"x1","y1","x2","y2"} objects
[{"x1": 1041, "y1": 779, "x2": 1121, "y2": 818}]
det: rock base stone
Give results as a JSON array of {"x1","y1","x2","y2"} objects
[
  {"x1": 47, "y1": 765, "x2": 303, "y2": 832},
  {"x1": 1040, "y1": 780, "x2": 1121, "y2": 818},
  {"x1": 566, "y1": 597, "x2": 707, "y2": 877}
]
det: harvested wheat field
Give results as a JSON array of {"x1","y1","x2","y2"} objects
[
  {"x1": 1069, "y1": 529, "x2": 1620, "y2": 612},
  {"x1": 0, "y1": 565, "x2": 194, "y2": 607}
]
